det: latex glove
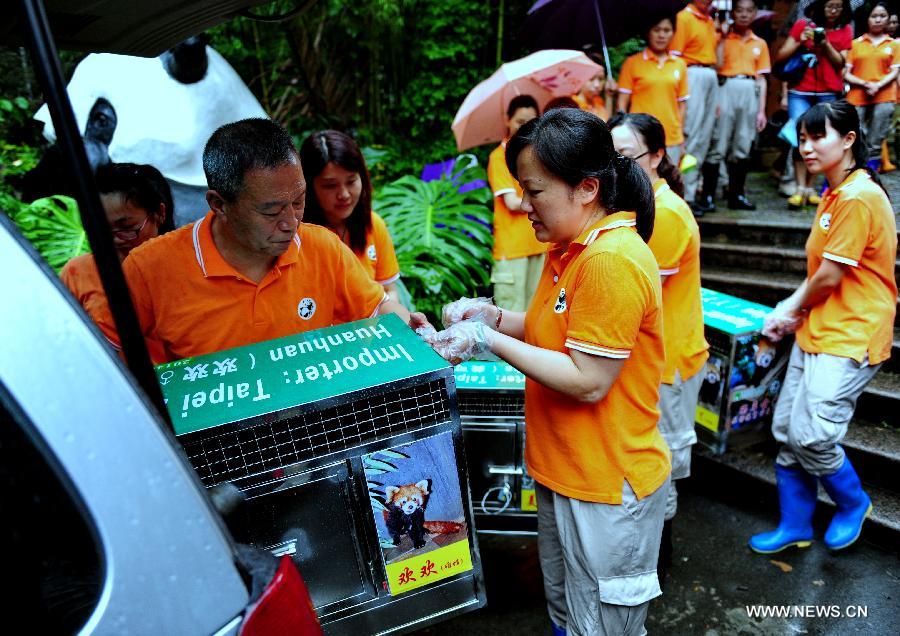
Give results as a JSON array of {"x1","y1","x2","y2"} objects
[
  {"x1": 408, "y1": 312, "x2": 434, "y2": 334},
  {"x1": 441, "y1": 296, "x2": 499, "y2": 329},
  {"x1": 414, "y1": 323, "x2": 438, "y2": 339},
  {"x1": 424, "y1": 320, "x2": 495, "y2": 365},
  {"x1": 762, "y1": 300, "x2": 804, "y2": 342}
]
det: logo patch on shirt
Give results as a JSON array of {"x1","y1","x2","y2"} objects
[
  {"x1": 367, "y1": 244, "x2": 377, "y2": 261},
  {"x1": 674, "y1": 69, "x2": 681, "y2": 80},
  {"x1": 554, "y1": 288, "x2": 567, "y2": 314},
  {"x1": 819, "y1": 213, "x2": 831, "y2": 232},
  {"x1": 298, "y1": 297, "x2": 317, "y2": 320},
  {"x1": 753, "y1": 46, "x2": 761, "y2": 57}
]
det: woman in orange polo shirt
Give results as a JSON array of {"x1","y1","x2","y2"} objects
[
  {"x1": 617, "y1": 14, "x2": 690, "y2": 166},
  {"x1": 572, "y1": 58, "x2": 616, "y2": 121},
  {"x1": 430, "y1": 109, "x2": 670, "y2": 635},
  {"x1": 750, "y1": 101, "x2": 897, "y2": 554},
  {"x1": 60, "y1": 162, "x2": 172, "y2": 328},
  {"x1": 844, "y1": 1, "x2": 900, "y2": 171},
  {"x1": 610, "y1": 112, "x2": 708, "y2": 583},
  {"x1": 299, "y1": 130, "x2": 401, "y2": 302}
]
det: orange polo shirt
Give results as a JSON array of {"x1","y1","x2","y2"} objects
[
  {"x1": 60, "y1": 253, "x2": 167, "y2": 361},
  {"x1": 330, "y1": 212, "x2": 400, "y2": 286},
  {"x1": 60, "y1": 253, "x2": 106, "y2": 326},
  {"x1": 572, "y1": 93, "x2": 609, "y2": 121},
  {"x1": 671, "y1": 4, "x2": 717, "y2": 66},
  {"x1": 488, "y1": 141, "x2": 547, "y2": 260},
  {"x1": 98, "y1": 211, "x2": 387, "y2": 363},
  {"x1": 797, "y1": 170, "x2": 897, "y2": 364},
  {"x1": 646, "y1": 180, "x2": 709, "y2": 384},
  {"x1": 618, "y1": 49, "x2": 690, "y2": 145},
  {"x1": 719, "y1": 30, "x2": 771, "y2": 77},
  {"x1": 523, "y1": 211, "x2": 670, "y2": 504},
  {"x1": 846, "y1": 34, "x2": 900, "y2": 105}
]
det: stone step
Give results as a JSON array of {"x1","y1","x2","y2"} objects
[
  {"x1": 701, "y1": 265, "x2": 803, "y2": 307},
  {"x1": 701, "y1": 265, "x2": 900, "y2": 330},
  {"x1": 700, "y1": 241, "x2": 900, "y2": 281},
  {"x1": 842, "y1": 419, "x2": 900, "y2": 494},
  {"x1": 698, "y1": 216, "x2": 815, "y2": 249},
  {"x1": 701, "y1": 241, "x2": 809, "y2": 275},
  {"x1": 692, "y1": 443, "x2": 900, "y2": 550},
  {"x1": 860, "y1": 371, "x2": 900, "y2": 428},
  {"x1": 698, "y1": 215, "x2": 900, "y2": 251}
]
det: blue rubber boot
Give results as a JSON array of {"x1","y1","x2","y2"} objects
[
  {"x1": 749, "y1": 464, "x2": 817, "y2": 554},
  {"x1": 820, "y1": 458, "x2": 872, "y2": 550},
  {"x1": 551, "y1": 622, "x2": 566, "y2": 636}
]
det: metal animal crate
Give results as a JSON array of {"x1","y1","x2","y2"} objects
[
  {"x1": 695, "y1": 288, "x2": 790, "y2": 454},
  {"x1": 454, "y1": 362, "x2": 536, "y2": 533},
  {"x1": 157, "y1": 314, "x2": 485, "y2": 634}
]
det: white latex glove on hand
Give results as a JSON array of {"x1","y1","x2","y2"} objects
[
  {"x1": 762, "y1": 300, "x2": 804, "y2": 342},
  {"x1": 441, "y1": 296, "x2": 499, "y2": 329},
  {"x1": 424, "y1": 320, "x2": 495, "y2": 365}
]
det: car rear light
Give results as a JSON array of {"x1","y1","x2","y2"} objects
[{"x1": 239, "y1": 555, "x2": 322, "y2": 636}]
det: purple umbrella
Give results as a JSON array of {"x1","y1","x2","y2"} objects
[{"x1": 522, "y1": 0, "x2": 685, "y2": 70}]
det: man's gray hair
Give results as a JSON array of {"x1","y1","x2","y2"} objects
[{"x1": 203, "y1": 118, "x2": 298, "y2": 201}]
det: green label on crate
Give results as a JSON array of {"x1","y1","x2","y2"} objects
[
  {"x1": 454, "y1": 361, "x2": 525, "y2": 390},
  {"x1": 701, "y1": 287, "x2": 773, "y2": 335},
  {"x1": 155, "y1": 314, "x2": 449, "y2": 436}
]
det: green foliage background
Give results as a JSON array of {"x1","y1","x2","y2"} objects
[{"x1": 1, "y1": 1, "x2": 646, "y2": 319}]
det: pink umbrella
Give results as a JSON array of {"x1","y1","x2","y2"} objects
[{"x1": 451, "y1": 49, "x2": 602, "y2": 151}]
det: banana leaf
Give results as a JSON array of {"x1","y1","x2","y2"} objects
[
  {"x1": 7, "y1": 195, "x2": 88, "y2": 273},
  {"x1": 375, "y1": 167, "x2": 493, "y2": 320}
]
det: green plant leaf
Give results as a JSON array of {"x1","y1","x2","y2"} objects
[
  {"x1": 374, "y1": 449, "x2": 410, "y2": 460},
  {"x1": 364, "y1": 458, "x2": 397, "y2": 472},
  {"x1": 370, "y1": 498, "x2": 388, "y2": 512},
  {"x1": 8, "y1": 195, "x2": 88, "y2": 273},
  {"x1": 375, "y1": 161, "x2": 493, "y2": 323}
]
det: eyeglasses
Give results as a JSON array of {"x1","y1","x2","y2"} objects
[
  {"x1": 622, "y1": 150, "x2": 650, "y2": 161},
  {"x1": 112, "y1": 215, "x2": 150, "y2": 240}
]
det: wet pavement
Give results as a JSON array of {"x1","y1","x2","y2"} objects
[{"x1": 413, "y1": 474, "x2": 900, "y2": 636}]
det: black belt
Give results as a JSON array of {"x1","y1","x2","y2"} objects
[
  {"x1": 722, "y1": 74, "x2": 755, "y2": 80},
  {"x1": 689, "y1": 63, "x2": 716, "y2": 68}
]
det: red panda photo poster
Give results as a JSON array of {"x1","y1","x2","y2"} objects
[{"x1": 364, "y1": 431, "x2": 473, "y2": 595}]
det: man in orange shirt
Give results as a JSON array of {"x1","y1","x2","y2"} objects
[
  {"x1": 488, "y1": 95, "x2": 546, "y2": 312},
  {"x1": 671, "y1": 0, "x2": 722, "y2": 214},
  {"x1": 705, "y1": 0, "x2": 771, "y2": 210},
  {"x1": 98, "y1": 118, "x2": 423, "y2": 363}
]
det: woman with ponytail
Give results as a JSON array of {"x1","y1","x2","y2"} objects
[
  {"x1": 609, "y1": 112, "x2": 708, "y2": 583},
  {"x1": 750, "y1": 101, "x2": 896, "y2": 555},
  {"x1": 428, "y1": 109, "x2": 670, "y2": 635}
]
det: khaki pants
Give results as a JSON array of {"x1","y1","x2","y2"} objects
[
  {"x1": 682, "y1": 66, "x2": 719, "y2": 202},
  {"x1": 492, "y1": 253, "x2": 545, "y2": 312},
  {"x1": 708, "y1": 77, "x2": 758, "y2": 164},
  {"x1": 856, "y1": 102, "x2": 896, "y2": 161},
  {"x1": 537, "y1": 478, "x2": 668, "y2": 636},
  {"x1": 658, "y1": 369, "x2": 704, "y2": 520},
  {"x1": 773, "y1": 343, "x2": 881, "y2": 475}
]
